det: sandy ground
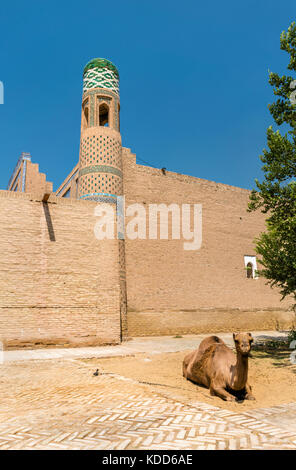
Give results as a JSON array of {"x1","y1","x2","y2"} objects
[{"x1": 82, "y1": 348, "x2": 296, "y2": 411}]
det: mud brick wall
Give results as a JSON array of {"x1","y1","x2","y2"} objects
[
  {"x1": 25, "y1": 160, "x2": 53, "y2": 194},
  {"x1": 0, "y1": 191, "x2": 121, "y2": 348},
  {"x1": 122, "y1": 149, "x2": 292, "y2": 336},
  {"x1": 1, "y1": 150, "x2": 294, "y2": 345}
]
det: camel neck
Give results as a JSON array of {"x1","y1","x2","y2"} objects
[{"x1": 234, "y1": 351, "x2": 248, "y2": 389}]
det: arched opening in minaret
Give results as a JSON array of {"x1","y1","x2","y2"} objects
[
  {"x1": 83, "y1": 105, "x2": 89, "y2": 128},
  {"x1": 99, "y1": 103, "x2": 109, "y2": 127}
]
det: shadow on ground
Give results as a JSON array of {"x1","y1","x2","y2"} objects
[{"x1": 252, "y1": 345, "x2": 296, "y2": 374}]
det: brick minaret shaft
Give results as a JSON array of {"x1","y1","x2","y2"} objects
[{"x1": 78, "y1": 58, "x2": 127, "y2": 339}]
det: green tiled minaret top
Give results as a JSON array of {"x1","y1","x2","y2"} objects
[
  {"x1": 83, "y1": 58, "x2": 119, "y2": 78},
  {"x1": 83, "y1": 58, "x2": 120, "y2": 96}
]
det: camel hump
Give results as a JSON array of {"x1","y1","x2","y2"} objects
[
  {"x1": 211, "y1": 336, "x2": 224, "y2": 344},
  {"x1": 198, "y1": 335, "x2": 225, "y2": 356}
]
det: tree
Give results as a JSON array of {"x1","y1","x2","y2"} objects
[{"x1": 248, "y1": 22, "x2": 296, "y2": 308}]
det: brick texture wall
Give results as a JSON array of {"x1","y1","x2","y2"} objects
[
  {"x1": 0, "y1": 191, "x2": 121, "y2": 348},
  {"x1": 25, "y1": 161, "x2": 53, "y2": 195},
  {"x1": 122, "y1": 149, "x2": 293, "y2": 336},
  {"x1": 1, "y1": 149, "x2": 294, "y2": 346}
]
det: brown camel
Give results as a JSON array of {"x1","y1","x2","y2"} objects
[{"x1": 183, "y1": 333, "x2": 255, "y2": 401}]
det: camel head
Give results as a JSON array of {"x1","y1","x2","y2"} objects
[{"x1": 233, "y1": 332, "x2": 253, "y2": 357}]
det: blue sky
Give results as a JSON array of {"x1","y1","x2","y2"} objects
[{"x1": 0, "y1": 0, "x2": 295, "y2": 191}]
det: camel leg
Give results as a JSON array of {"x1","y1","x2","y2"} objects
[
  {"x1": 183, "y1": 359, "x2": 190, "y2": 379},
  {"x1": 182, "y1": 353, "x2": 193, "y2": 379},
  {"x1": 244, "y1": 383, "x2": 255, "y2": 400},
  {"x1": 183, "y1": 363, "x2": 188, "y2": 379},
  {"x1": 210, "y1": 381, "x2": 235, "y2": 401}
]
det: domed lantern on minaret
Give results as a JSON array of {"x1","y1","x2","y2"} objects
[{"x1": 78, "y1": 58, "x2": 123, "y2": 203}]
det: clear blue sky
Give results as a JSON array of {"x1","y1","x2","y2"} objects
[{"x1": 0, "y1": 0, "x2": 295, "y2": 191}]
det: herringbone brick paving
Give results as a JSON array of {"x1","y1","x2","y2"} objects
[{"x1": 0, "y1": 357, "x2": 295, "y2": 450}]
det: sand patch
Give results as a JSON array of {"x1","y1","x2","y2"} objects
[{"x1": 82, "y1": 348, "x2": 296, "y2": 411}]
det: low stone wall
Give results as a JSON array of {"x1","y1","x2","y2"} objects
[
  {"x1": 127, "y1": 309, "x2": 295, "y2": 337},
  {"x1": 1, "y1": 307, "x2": 120, "y2": 349}
]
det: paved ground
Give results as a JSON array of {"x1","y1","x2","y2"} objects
[
  {"x1": 1, "y1": 331, "x2": 296, "y2": 450},
  {"x1": 2, "y1": 330, "x2": 287, "y2": 363}
]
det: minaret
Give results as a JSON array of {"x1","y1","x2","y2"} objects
[
  {"x1": 78, "y1": 58, "x2": 123, "y2": 203},
  {"x1": 78, "y1": 58, "x2": 127, "y2": 340}
]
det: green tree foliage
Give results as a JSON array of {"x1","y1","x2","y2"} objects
[{"x1": 248, "y1": 22, "x2": 296, "y2": 307}]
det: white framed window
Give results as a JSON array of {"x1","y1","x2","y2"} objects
[{"x1": 244, "y1": 255, "x2": 258, "y2": 279}]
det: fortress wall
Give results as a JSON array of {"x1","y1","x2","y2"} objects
[
  {"x1": 122, "y1": 150, "x2": 293, "y2": 336},
  {"x1": 0, "y1": 191, "x2": 121, "y2": 348},
  {"x1": 25, "y1": 161, "x2": 51, "y2": 194},
  {"x1": 1, "y1": 151, "x2": 293, "y2": 346}
]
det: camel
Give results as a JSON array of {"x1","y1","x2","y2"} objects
[{"x1": 183, "y1": 333, "x2": 255, "y2": 402}]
